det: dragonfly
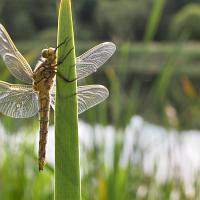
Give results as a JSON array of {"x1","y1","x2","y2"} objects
[{"x1": 0, "y1": 24, "x2": 116, "y2": 171}]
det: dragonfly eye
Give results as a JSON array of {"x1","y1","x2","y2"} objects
[{"x1": 42, "y1": 49, "x2": 48, "y2": 58}]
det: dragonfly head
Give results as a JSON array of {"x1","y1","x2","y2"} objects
[{"x1": 41, "y1": 47, "x2": 56, "y2": 63}]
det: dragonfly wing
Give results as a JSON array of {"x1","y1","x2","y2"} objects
[
  {"x1": 50, "y1": 85, "x2": 109, "y2": 114},
  {"x1": 0, "y1": 81, "x2": 39, "y2": 118},
  {"x1": 0, "y1": 24, "x2": 33, "y2": 84},
  {"x1": 50, "y1": 92, "x2": 56, "y2": 110},
  {"x1": 49, "y1": 82, "x2": 56, "y2": 110},
  {"x1": 77, "y1": 85, "x2": 109, "y2": 114},
  {"x1": 76, "y1": 42, "x2": 116, "y2": 80}
]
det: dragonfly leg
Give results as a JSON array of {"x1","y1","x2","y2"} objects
[
  {"x1": 55, "y1": 47, "x2": 74, "y2": 66},
  {"x1": 54, "y1": 46, "x2": 76, "y2": 82},
  {"x1": 57, "y1": 68, "x2": 76, "y2": 83},
  {"x1": 54, "y1": 37, "x2": 71, "y2": 53}
]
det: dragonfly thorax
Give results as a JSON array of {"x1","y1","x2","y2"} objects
[{"x1": 33, "y1": 47, "x2": 57, "y2": 93}]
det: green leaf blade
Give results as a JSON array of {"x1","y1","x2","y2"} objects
[{"x1": 55, "y1": 0, "x2": 81, "y2": 199}]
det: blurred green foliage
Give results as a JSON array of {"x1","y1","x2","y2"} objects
[
  {"x1": 0, "y1": 142, "x2": 53, "y2": 200},
  {"x1": 144, "y1": 0, "x2": 166, "y2": 41},
  {"x1": 0, "y1": 0, "x2": 199, "y2": 41},
  {"x1": 170, "y1": 4, "x2": 200, "y2": 40},
  {"x1": 95, "y1": 0, "x2": 148, "y2": 41},
  {"x1": 1, "y1": 131, "x2": 200, "y2": 200},
  {"x1": 0, "y1": 0, "x2": 57, "y2": 39}
]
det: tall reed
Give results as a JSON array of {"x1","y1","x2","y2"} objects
[{"x1": 55, "y1": 0, "x2": 81, "y2": 199}]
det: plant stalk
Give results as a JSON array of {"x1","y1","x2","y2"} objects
[{"x1": 55, "y1": 0, "x2": 81, "y2": 199}]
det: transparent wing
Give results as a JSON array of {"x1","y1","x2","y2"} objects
[
  {"x1": 77, "y1": 85, "x2": 109, "y2": 114},
  {"x1": 50, "y1": 85, "x2": 109, "y2": 114},
  {"x1": 0, "y1": 24, "x2": 33, "y2": 83},
  {"x1": 76, "y1": 42, "x2": 116, "y2": 80},
  {"x1": 0, "y1": 81, "x2": 39, "y2": 118}
]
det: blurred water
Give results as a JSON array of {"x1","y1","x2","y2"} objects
[{"x1": 1, "y1": 116, "x2": 200, "y2": 195}]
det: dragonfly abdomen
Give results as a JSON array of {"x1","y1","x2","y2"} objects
[{"x1": 38, "y1": 92, "x2": 50, "y2": 171}]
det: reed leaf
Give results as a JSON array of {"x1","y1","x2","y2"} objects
[
  {"x1": 144, "y1": 0, "x2": 166, "y2": 41},
  {"x1": 55, "y1": 0, "x2": 81, "y2": 199}
]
